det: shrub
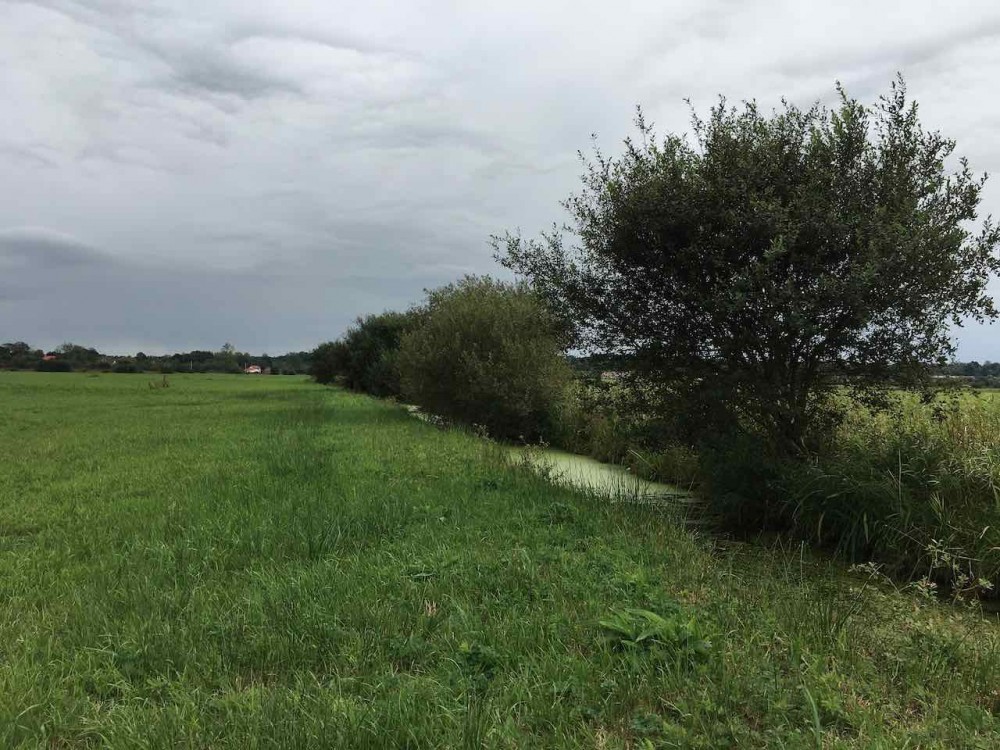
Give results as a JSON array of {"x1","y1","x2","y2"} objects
[
  {"x1": 778, "y1": 397, "x2": 1000, "y2": 597},
  {"x1": 397, "y1": 276, "x2": 572, "y2": 442},
  {"x1": 309, "y1": 341, "x2": 349, "y2": 385},
  {"x1": 555, "y1": 378, "x2": 700, "y2": 486},
  {"x1": 317, "y1": 311, "x2": 423, "y2": 397},
  {"x1": 700, "y1": 394, "x2": 1000, "y2": 598},
  {"x1": 36, "y1": 359, "x2": 72, "y2": 372},
  {"x1": 340, "y1": 309, "x2": 421, "y2": 397},
  {"x1": 499, "y1": 78, "x2": 1000, "y2": 459}
]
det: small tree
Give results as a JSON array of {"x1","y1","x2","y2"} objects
[
  {"x1": 315, "y1": 310, "x2": 424, "y2": 397},
  {"x1": 497, "y1": 78, "x2": 1000, "y2": 454},
  {"x1": 397, "y1": 276, "x2": 572, "y2": 442},
  {"x1": 309, "y1": 340, "x2": 349, "y2": 385}
]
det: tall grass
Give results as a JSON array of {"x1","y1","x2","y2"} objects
[
  {"x1": 557, "y1": 378, "x2": 1000, "y2": 598},
  {"x1": 774, "y1": 394, "x2": 1000, "y2": 598}
]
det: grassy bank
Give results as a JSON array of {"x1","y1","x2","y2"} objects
[
  {"x1": 770, "y1": 392, "x2": 1000, "y2": 598},
  {"x1": 556, "y1": 381, "x2": 1000, "y2": 598},
  {"x1": 1, "y1": 372, "x2": 998, "y2": 747}
]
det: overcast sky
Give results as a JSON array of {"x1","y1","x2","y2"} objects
[{"x1": 2, "y1": 0, "x2": 1000, "y2": 357}]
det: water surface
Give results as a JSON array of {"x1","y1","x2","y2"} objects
[
  {"x1": 509, "y1": 446, "x2": 690, "y2": 503},
  {"x1": 405, "y1": 403, "x2": 692, "y2": 506}
]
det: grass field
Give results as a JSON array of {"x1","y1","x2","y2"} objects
[{"x1": 1, "y1": 372, "x2": 999, "y2": 748}]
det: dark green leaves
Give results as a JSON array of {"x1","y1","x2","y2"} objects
[{"x1": 499, "y1": 78, "x2": 1000, "y2": 454}]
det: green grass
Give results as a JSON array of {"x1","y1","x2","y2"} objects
[{"x1": 1, "y1": 372, "x2": 998, "y2": 748}]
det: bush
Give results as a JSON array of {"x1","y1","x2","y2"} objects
[
  {"x1": 499, "y1": 79, "x2": 1000, "y2": 458},
  {"x1": 310, "y1": 311, "x2": 423, "y2": 396},
  {"x1": 397, "y1": 276, "x2": 572, "y2": 442},
  {"x1": 698, "y1": 395, "x2": 1000, "y2": 598},
  {"x1": 778, "y1": 397, "x2": 1000, "y2": 598},
  {"x1": 309, "y1": 341, "x2": 349, "y2": 385},
  {"x1": 36, "y1": 359, "x2": 72, "y2": 372}
]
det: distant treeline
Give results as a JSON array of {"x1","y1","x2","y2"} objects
[
  {"x1": 568, "y1": 355, "x2": 1000, "y2": 388},
  {"x1": 936, "y1": 360, "x2": 1000, "y2": 387},
  {"x1": 564, "y1": 354, "x2": 1000, "y2": 387},
  {"x1": 0, "y1": 341, "x2": 311, "y2": 375}
]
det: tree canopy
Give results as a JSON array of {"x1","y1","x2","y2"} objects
[{"x1": 497, "y1": 78, "x2": 1000, "y2": 452}]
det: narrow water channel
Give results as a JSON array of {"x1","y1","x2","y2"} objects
[
  {"x1": 405, "y1": 404, "x2": 692, "y2": 506},
  {"x1": 508, "y1": 446, "x2": 691, "y2": 504}
]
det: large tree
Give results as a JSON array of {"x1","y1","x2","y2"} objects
[{"x1": 497, "y1": 78, "x2": 1000, "y2": 453}]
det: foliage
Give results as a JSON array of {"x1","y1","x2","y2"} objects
[
  {"x1": 767, "y1": 393, "x2": 1000, "y2": 598},
  {"x1": 35, "y1": 358, "x2": 72, "y2": 372},
  {"x1": 316, "y1": 310, "x2": 424, "y2": 397},
  {"x1": 397, "y1": 276, "x2": 572, "y2": 442},
  {"x1": 938, "y1": 360, "x2": 1000, "y2": 389},
  {"x1": 497, "y1": 78, "x2": 1000, "y2": 456},
  {"x1": 0, "y1": 342, "x2": 41, "y2": 370},
  {"x1": 308, "y1": 340, "x2": 349, "y2": 385},
  {"x1": 1, "y1": 341, "x2": 311, "y2": 375},
  {"x1": 54, "y1": 343, "x2": 103, "y2": 369},
  {"x1": 555, "y1": 377, "x2": 701, "y2": 487},
  {"x1": 549, "y1": 374, "x2": 1000, "y2": 597},
  {"x1": 561, "y1": 377, "x2": 1000, "y2": 596},
  {"x1": 942, "y1": 361, "x2": 1000, "y2": 378},
  {"x1": 599, "y1": 605, "x2": 711, "y2": 663},
  {"x1": 212, "y1": 343, "x2": 241, "y2": 373},
  {"x1": 2, "y1": 372, "x2": 998, "y2": 747}
]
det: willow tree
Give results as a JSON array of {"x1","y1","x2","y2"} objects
[{"x1": 497, "y1": 78, "x2": 1000, "y2": 454}]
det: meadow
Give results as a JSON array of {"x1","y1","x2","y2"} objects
[{"x1": 1, "y1": 372, "x2": 999, "y2": 748}]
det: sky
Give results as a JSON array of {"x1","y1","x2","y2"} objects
[{"x1": 2, "y1": 0, "x2": 1000, "y2": 358}]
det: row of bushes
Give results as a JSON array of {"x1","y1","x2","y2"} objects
[
  {"x1": 310, "y1": 311, "x2": 418, "y2": 397},
  {"x1": 311, "y1": 277, "x2": 572, "y2": 442},
  {"x1": 311, "y1": 280, "x2": 1000, "y2": 599}
]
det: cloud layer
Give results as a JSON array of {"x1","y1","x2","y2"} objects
[{"x1": 2, "y1": 0, "x2": 1000, "y2": 356}]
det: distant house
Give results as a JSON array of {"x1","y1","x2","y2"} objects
[
  {"x1": 42, "y1": 354, "x2": 57, "y2": 361},
  {"x1": 245, "y1": 365, "x2": 262, "y2": 374}
]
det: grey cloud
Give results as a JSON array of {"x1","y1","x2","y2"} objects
[
  {"x1": 77, "y1": 142, "x2": 177, "y2": 172},
  {"x1": 2, "y1": 1, "x2": 1000, "y2": 357},
  {"x1": 0, "y1": 144, "x2": 61, "y2": 169},
  {"x1": 155, "y1": 53, "x2": 300, "y2": 102},
  {"x1": 0, "y1": 230, "x2": 461, "y2": 353},
  {"x1": 341, "y1": 123, "x2": 507, "y2": 155},
  {"x1": 26, "y1": 0, "x2": 411, "y2": 104},
  {"x1": 226, "y1": 27, "x2": 394, "y2": 61},
  {"x1": 0, "y1": 227, "x2": 108, "y2": 269},
  {"x1": 0, "y1": 228, "x2": 109, "y2": 304},
  {"x1": 768, "y1": 16, "x2": 1000, "y2": 85},
  {"x1": 17, "y1": 2, "x2": 294, "y2": 106}
]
